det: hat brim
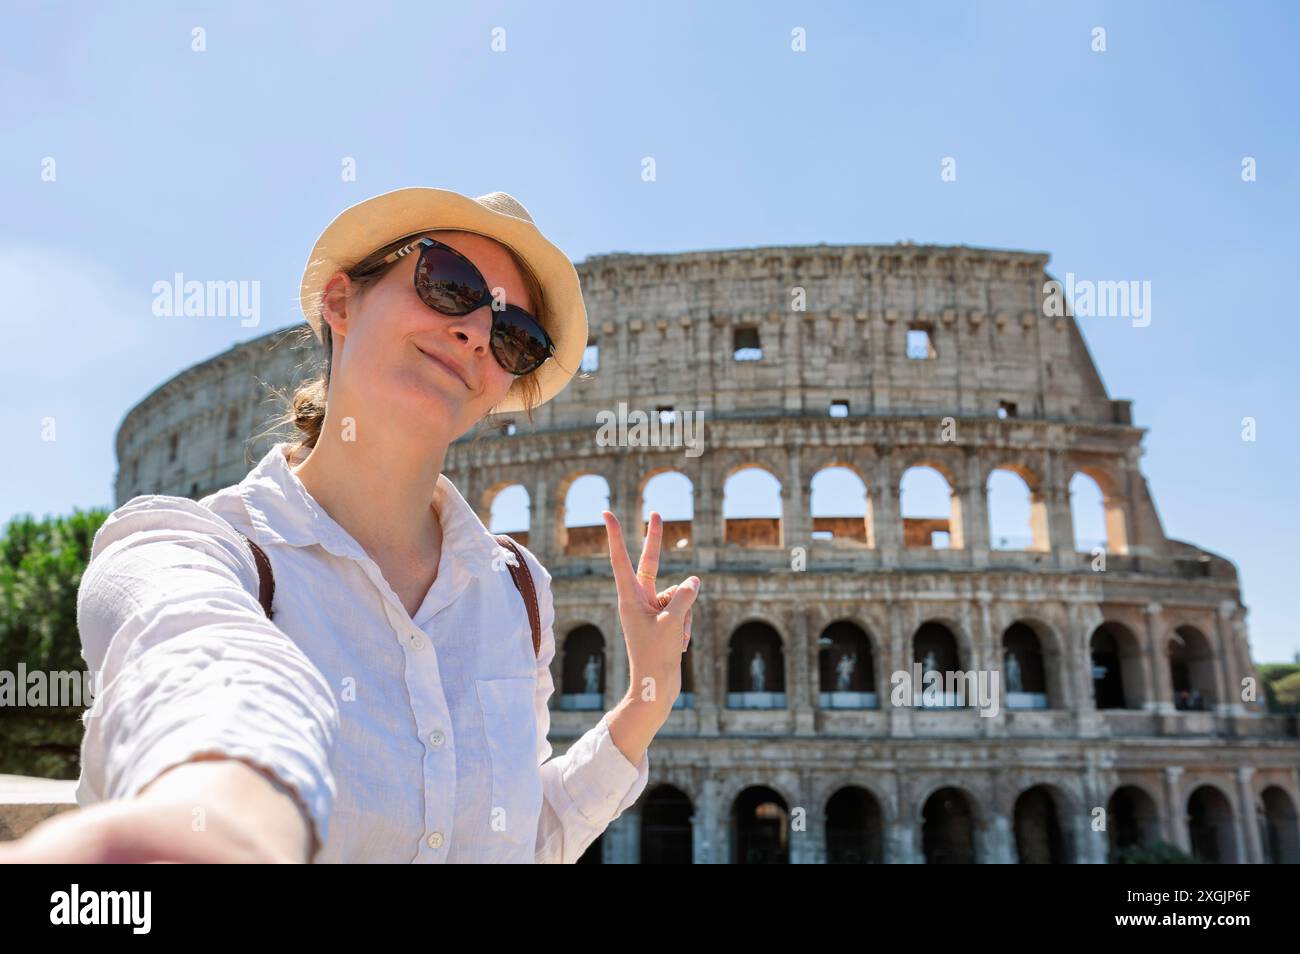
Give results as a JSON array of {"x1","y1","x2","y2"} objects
[{"x1": 299, "y1": 187, "x2": 585, "y2": 415}]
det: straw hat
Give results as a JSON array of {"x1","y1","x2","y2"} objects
[{"x1": 299, "y1": 187, "x2": 586, "y2": 413}]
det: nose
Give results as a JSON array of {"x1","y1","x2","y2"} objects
[{"x1": 442, "y1": 304, "x2": 494, "y2": 354}]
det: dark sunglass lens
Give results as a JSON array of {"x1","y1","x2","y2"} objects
[
  {"x1": 491, "y1": 307, "x2": 552, "y2": 374},
  {"x1": 415, "y1": 245, "x2": 487, "y2": 314}
]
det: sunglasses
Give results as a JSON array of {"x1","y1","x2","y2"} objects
[{"x1": 379, "y1": 236, "x2": 555, "y2": 376}]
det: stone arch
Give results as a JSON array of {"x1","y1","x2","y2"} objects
[
  {"x1": 1106, "y1": 783, "x2": 1162, "y2": 859},
  {"x1": 809, "y1": 464, "x2": 872, "y2": 545},
  {"x1": 1167, "y1": 623, "x2": 1218, "y2": 709},
  {"x1": 1001, "y1": 620, "x2": 1058, "y2": 708},
  {"x1": 1186, "y1": 783, "x2": 1239, "y2": 863},
  {"x1": 918, "y1": 784, "x2": 983, "y2": 863},
  {"x1": 726, "y1": 619, "x2": 787, "y2": 708},
  {"x1": 1069, "y1": 464, "x2": 1129, "y2": 554},
  {"x1": 813, "y1": 774, "x2": 897, "y2": 830},
  {"x1": 896, "y1": 453, "x2": 962, "y2": 490},
  {"x1": 808, "y1": 603, "x2": 891, "y2": 649},
  {"x1": 1008, "y1": 777, "x2": 1084, "y2": 818},
  {"x1": 730, "y1": 784, "x2": 793, "y2": 864},
  {"x1": 1090, "y1": 621, "x2": 1146, "y2": 710},
  {"x1": 559, "y1": 623, "x2": 606, "y2": 710},
  {"x1": 801, "y1": 452, "x2": 872, "y2": 490},
  {"x1": 825, "y1": 785, "x2": 886, "y2": 863},
  {"x1": 986, "y1": 462, "x2": 1049, "y2": 552},
  {"x1": 1002, "y1": 614, "x2": 1069, "y2": 709},
  {"x1": 914, "y1": 780, "x2": 988, "y2": 826},
  {"x1": 817, "y1": 618, "x2": 879, "y2": 708},
  {"x1": 913, "y1": 618, "x2": 966, "y2": 667},
  {"x1": 484, "y1": 480, "x2": 532, "y2": 546},
  {"x1": 1258, "y1": 784, "x2": 1300, "y2": 864},
  {"x1": 718, "y1": 608, "x2": 789, "y2": 643},
  {"x1": 719, "y1": 775, "x2": 801, "y2": 820},
  {"x1": 910, "y1": 618, "x2": 975, "y2": 707},
  {"x1": 980, "y1": 457, "x2": 1044, "y2": 489},
  {"x1": 551, "y1": 614, "x2": 607, "y2": 702},
  {"x1": 640, "y1": 467, "x2": 695, "y2": 551},
  {"x1": 639, "y1": 783, "x2": 695, "y2": 864},
  {"x1": 559, "y1": 471, "x2": 611, "y2": 556},
  {"x1": 899, "y1": 461, "x2": 963, "y2": 549},
  {"x1": 722, "y1": 463, "x2": 783, "y2": 548},
  {"x1": 1012, "y1": 783, "x2": 1075, "y2": 863}
]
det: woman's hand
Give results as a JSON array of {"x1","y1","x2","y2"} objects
[{"x1": 601, "y1": 510, "x2": 701, "y2": 714}]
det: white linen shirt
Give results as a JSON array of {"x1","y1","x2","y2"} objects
[{"x1": 74, "y1": 440, "x2": 649, "y2": 863}]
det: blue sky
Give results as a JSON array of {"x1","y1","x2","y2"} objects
[{"x1": 2, "y1": 1, "x2": 1296, "y2": 662}]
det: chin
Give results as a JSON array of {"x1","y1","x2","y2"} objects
[{"x1": 389, "y1": 371, "x2": 466, "y2": 418}]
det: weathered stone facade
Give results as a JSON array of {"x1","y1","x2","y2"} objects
[{"x1": 113, "y1": 243, "x2": 1300, "y2": 864}]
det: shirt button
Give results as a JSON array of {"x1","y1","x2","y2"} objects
[
  {"x1": 410, "y1": 634, "x2": 425, "y2": 649},
  {"x1": 426, "y1": 831, "x2": 444, "y2": 849},
  {"x1": 429, "y1": 730, "x2": 445, "y2": 747}
]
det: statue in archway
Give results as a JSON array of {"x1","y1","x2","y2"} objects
[
  {"x1": 582, "y1": 654, "x2": 601, "y2": 694},
  {"x1": 922, "y1": 650, "x2": 938, "y2": 675},
  {"x1": 836, "y1": 651, "x2": 857, "y2": 691},
  {"x1": 750, "y1": 651, "x2": 766, "y2": 692},
  {"x1": 1006, "y1": 651, "x2": 1022, "y2": 693}
]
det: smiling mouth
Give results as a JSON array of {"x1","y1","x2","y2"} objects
[{"x1": 416, "y1": 346, "x2": 467, "y2": 388}]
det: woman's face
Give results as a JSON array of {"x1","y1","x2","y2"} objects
[{"x1": 320, "y1": 230, "x2": 532, "y2": 441}]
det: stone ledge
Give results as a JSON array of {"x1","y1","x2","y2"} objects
[{"x1": 0, "y1": 774, "x2": 79, "y2": 841}]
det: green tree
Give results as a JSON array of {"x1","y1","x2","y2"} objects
[
  {"x1": 1257, "y1": 663, "x2": 1300, "y2": 712},
  {"x1": 0, "y1": 507, "x2": 108, "y2": 778},
  {"x1": 1271, "y1": 671, "x2": 1300, "y2": 708}
]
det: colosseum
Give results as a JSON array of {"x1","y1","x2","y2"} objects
[{"x1": 112, "y1": 241, "x2": 1300, "y2": 864}]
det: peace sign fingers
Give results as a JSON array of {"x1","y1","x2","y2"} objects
[
  {"x1": 635, "y1": 511, "x2": 664, "y2": 602},
  {"x1": 602, "y1": 509, "x2": 666, "y2": 610}
]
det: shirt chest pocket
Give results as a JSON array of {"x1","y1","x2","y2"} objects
[{"x1": 475, "y1": 676, "x2": 544, "y2": 849}]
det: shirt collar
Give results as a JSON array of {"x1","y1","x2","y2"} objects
[{"x1": 238, "y1": 441, "x2": 505, "y2": 578}]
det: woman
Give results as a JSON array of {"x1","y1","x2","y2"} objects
[{"x1": 0, "y1": 187, "x2": 701, "y2": 863}]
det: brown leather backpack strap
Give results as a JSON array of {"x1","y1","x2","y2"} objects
[
  {"x1": 237, "y1": 530, "x2": 275, "y2": 620},
  {"x1": 494, "y1": 534, "x2": 540, "y2": 659}
]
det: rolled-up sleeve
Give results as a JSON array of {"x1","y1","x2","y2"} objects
[
  {"x1": 75, "y1": 494, "x2": 340, "y2": 861},
  {"x1": 524, "y1": 550, "x2": 650, "y2": 864}
]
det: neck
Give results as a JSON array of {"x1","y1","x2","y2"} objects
[{"x1": 289, "y1": 419, "x2": 449, "y2": 564}]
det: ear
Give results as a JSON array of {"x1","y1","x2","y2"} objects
[{"x1": 320, "y1": 272, "x2": 353, "y2": 342}]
